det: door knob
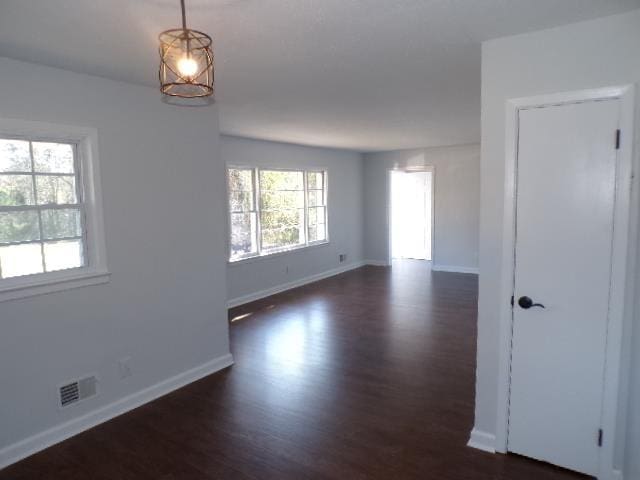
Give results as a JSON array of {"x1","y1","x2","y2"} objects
[{"x1": 518, "y1": 296, "x2": 545, "y2": 309}]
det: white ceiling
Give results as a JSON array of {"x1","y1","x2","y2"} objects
[{"x1": 1, "y1": 1, "x2": 639, "y2": 151}]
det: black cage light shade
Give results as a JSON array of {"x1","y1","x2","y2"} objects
[{"x1": 159, "y1": 0, "x2": 214, "y2": 99}]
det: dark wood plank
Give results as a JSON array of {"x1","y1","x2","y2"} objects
[{"x1": 0, "y1": 260, "x2": 586, "y2": 479}]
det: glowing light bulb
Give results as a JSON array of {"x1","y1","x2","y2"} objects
[{"x1": 177, "y1": 56, "x2": 198, "y2": 78}]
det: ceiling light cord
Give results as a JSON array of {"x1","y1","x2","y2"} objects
[
  {"x1": 180, "y1": 0, "x2": 187, "y2": 31},
  {"x1": 181, "y1": 0, "x2": 190, "y2": 57}
]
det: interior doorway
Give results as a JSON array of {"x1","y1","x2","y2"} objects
[
  {"x1": 494, "y1": 86, "x2": 635, "y2": 479},
  {"x1": 389, "y1": 169, "x2": 433, "y2": 261}
]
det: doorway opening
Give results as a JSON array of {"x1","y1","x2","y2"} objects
[
  {"x1": 491, "y1": 86, "x2": 636, "y2": 479},
  {"x1": 390, "y1": 169, "x2": 433, "y2": 261}
]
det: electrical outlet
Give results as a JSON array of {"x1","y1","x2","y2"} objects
[
  {"x1": 118, "y1": 357, "x2": 132, "y2": 379},
  {"x1": 339, "y1": 254, "x2": 347, "y2": 263}
]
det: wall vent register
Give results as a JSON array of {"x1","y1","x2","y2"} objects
[{"x1": 59, "y1": 376, "x2": 97, "y2": 408}]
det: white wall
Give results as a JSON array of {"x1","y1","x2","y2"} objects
[
  {"x1": 476, "y1": 10, "x2": 640, "y2": 477},
  {"x1": 223, "y1": 136, "x2": 364, "y2": 303},
  {"x1": 0, "y1": 58, "x2": 230, "y2": 462},
  {"x1": 363, "y1": 144, "x2": 480, "y2": 271}
]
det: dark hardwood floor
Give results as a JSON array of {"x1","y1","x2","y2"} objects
[{"x1": 0, "y1": 260, "x2": 586, "y2": 479}]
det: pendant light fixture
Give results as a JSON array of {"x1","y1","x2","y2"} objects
[{"x1": 158, "y1": 0, "x2": 214, "y2": 100}]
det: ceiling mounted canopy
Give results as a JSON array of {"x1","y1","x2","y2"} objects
[{"x1": 158, "y1": 0, "x2": 214, "y2": 102}]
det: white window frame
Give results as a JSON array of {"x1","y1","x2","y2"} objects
[
  {"x1": 0, "y1": 118, "x2": 109, "y2": 302},
  {"x1": 227, "y1": 166, "x2": 329, "y2": 263}
]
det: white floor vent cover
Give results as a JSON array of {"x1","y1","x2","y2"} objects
[{"x1": 59, "y1": 376, "x2": 97, "y2": 407}]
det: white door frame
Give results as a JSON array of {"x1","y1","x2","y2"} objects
[
  {"x1": 494, "y1": 85, "x2": 636, "y2": 480},
  {"x1": 387, "y1": 166, "x2": 435, "y2": 265}
]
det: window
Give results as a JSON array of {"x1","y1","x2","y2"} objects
[
  {"x1": 259, "y1": 170, "x2": 305, "y2": 252},
  {"x1": 0, "y1": 119, "x2": 108, "y2": 301},
  {"x1": 228, "y1": 168, "x2": 258, "y2": 259},
  {"x1": 0, "y1": 139, "x2": 85, "y2": 278},
  {"x1": 306, "y1": 171, "x2": 327, "y2": 243},
  {"x1": 228, "y1": 167, "x2": 328, "y2": 261}
]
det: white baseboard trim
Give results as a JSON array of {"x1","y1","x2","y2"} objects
[
  {"x1": 467, "y1": 428, "x2": 624, "y2": 480},
  {"x1": 467, "y1": 428, "x2": 497, "y2": 453},
  {"x1": 466, "y1": 429, "x2": 623, "y2": 479},
  {"x1": 364, "y1": 260, "x2": 391, "y2": 267},
  {"x1": 227, "y1": 261, "x2": 367, "y2": 308},
  {"x1": 432, "y1": 264, "x2": 479, "y2": 274},
  {"x1": 0, "y1": 353, "x2": 234, "y2": 470}
]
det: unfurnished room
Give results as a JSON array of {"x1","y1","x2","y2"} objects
[{"x1": 1, "y1": 1, "x2": 640, "y2": 479}]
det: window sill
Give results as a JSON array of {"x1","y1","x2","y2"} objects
[
  {"x1": 228, "y1": 241, "x2": 330, "y2": 267},
  {"x1": 0, "y1": 269, "x2": 111, "y2": 303}
]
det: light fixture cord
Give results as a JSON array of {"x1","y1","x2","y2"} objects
[
  {"x1": 180, "y1": 0, "x2": 187, "y2": 30},
  {"x1": 180, "y1": 0, "x2": 190, "y2": 59}
]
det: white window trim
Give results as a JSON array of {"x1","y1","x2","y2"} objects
[
  {"x1": 227, "y1": 165, "x2": 329, "y2": 264},
  {"x1": 0, "y1": 118, "x2": 110, "y2": 302}
]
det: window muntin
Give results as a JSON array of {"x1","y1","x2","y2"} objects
[
  {"x1": 0, "y1": 138, "x2": 85, "y2": 279},
  {"x1": 228, "y1": 167, "x2": 328, "y2": 261}
]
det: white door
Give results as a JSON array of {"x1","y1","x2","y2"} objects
[
  {"x1": 390, "y1": 170, "x2": 432, "y2": 260},
  {"x1": 508, "y1": 98, "x2": 620, "y2": 476}
]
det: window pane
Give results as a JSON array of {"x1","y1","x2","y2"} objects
[
  {"x1": 0, "y1": 210, "x2": 40, "y2": 243},
  {"x1": 316, "y1": 224, "x2": 327, "y2": 242},
  {"x1": 230, "y1": 212, "x2": 257, "y2": 259},
  {"x1": 260, "y1": 170, "x2": 303, "y2": 191},
  {"x1": 228, "y1": 168, "x2": 253, "y2": 192},
  {"x1": 230, "y1": 191, "x2": 253, "y2": 212},
  {"x1": 43, "y1": 239, "x2": 84, "y2": 272},
  {"x1": 0, "y1": 139, "x2": 31, "y2": 172},
  {"x1": 307, "y1": 172, "x2": 326, "y2": 243},
  {"x1": 33, "y1": 142, "x2": 74, "y2": 173},
  {"x1": 308, "y1": 225, "x2": 318, "y2": 243},
  {"x1": 260, "y1": 191, "x2": 304, "y2": 210},
  {"x1": 308, "y1": 189, "x2": 325, "y2": 207},
  {"x1": 0, "y1": 174, "x2": 35, "y2": 206},
  {"x1": 308, "y1": 206, "x2": 326, "y2": 243},
  {"x1": 262, "y1": 227, "x2": 304, "y2": 250},
  {"x1": 308, "y1": 206, "x2": 326, "y2": 226},
  {"x1": 0, "y1": 243, "x2": 43, "y2": 278},
  {"x1": 307, "y1": 172, "x2": 323, "y2": 190},
  {"x1": 261, "y1": 209, "x2": 304, "y2": 230},
  {"x1": 41, "y1": 208, "x2": 82, "y2": 240},
  {"x1": 36, "y1": 175, "x2": 77, "y2": 205}
]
